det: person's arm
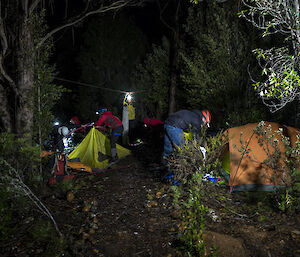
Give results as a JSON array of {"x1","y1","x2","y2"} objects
[{"x1": 95, "y1": 114, "x2": 106, "y2": 126}]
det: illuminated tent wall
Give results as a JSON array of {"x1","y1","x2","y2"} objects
[
  {"x1": 221, "y1": 122, "x2": 300, "y2": 191},
  {"x1": 68, "y1": 126, "x2": 131, "y2": 171}
]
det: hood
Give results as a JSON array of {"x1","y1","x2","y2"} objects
[
  {"x1": 103, "y1": 111, "x2": 112, "y2": 115},
  {"x1": 144, "y1": 117, "x2": 150, "y2": 125},
  {"x1": 70, "y1": 116, "x2": 80, "y2": 124}
]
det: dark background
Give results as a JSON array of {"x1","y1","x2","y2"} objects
[{"x1": 48, "y1": 0, "x2": 299, "y2": 129}]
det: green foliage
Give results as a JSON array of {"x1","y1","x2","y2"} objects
[
  {"x1": 173, "y1": 173, "x2": 208, "y2": 256},
  {"x1": 53, "y1": 179, "x2": 75, "y2": 195},
  {"x1": 76, "y1": 13, "x2": 148, "y2": 119},
  {"x1": 27, "y1": 219, "x2": 66, "y2": 257},
  {"x1": 30, "y1": 11, "x2": 67, "y2": 146},
  {"x1": 0, "y1": 190, "x2": 20, "y2": 240},
  {"x1": 253, "y1": 48, "x2": 300, "y2": 99},
  {"x1": 224, "y1": 108, "x2": 268, "y2": 128},
  {"x1": 179, "y1": 2, "x2": 267, "y2": 129},
  {"x1": 0, "y1": 133, "x2": 40, "y2": 180},
  {"x1": 0, "y1": 182, "x2": 32, "y2": 241},
  {"x1": 239, "y1": 0, "x2": 300, "y2": 112},
  {"x1": 291, "y1": 168, "x2": 300, "y2": 210},
  {"x1": 0, "y1": 132, "x2": 43, "y2": 241},
  {"x1": 132, "y1": 40, "x2": 170, "y2": 118},
  {"x1": 171, "y1": 130, "x2": 226, "y2": 256},
  {"x1": 180, "y1": 36, "x2": 239, "y2": 109},
  {"x1": 277, "y1": 190, "x2": 293, "y2": 212},
  {"x1": 169, "y1": 128, "x2": 226, "y2": 181},
  {"x1": 236, "y1": 121, "x2": 300, "y2": 212},
  {"x1": 254, "y1": 122, "x2": 299, "y2": 187}
]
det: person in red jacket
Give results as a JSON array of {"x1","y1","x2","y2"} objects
[
  {"x1": 144, "y1": 117, "x2": 165, "y2": 147},
  {"x1": 95, "y1": 108, "x2": 123, "y2": 163},
  {"x1": 144, "y1": 117, "x2": 164, "y2": 129},
  {"x1": 70, "y1": 116, "x2": 81, "y2": 125}
]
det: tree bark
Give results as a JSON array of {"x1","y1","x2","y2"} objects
[
  {"x1": 16, "y1": 20, "x2": 35, "y2": 136},
  {"x1": 0, "y1": 83, "x2": 13, "y2": 132},
  {"x1": 157, "y1": 0, "x2": 180, "y2": 116},
  {"x1": 168, "y1": 29, "x2": 179, "y2": 115},
  {"x1": 0, "y1": 0, "x2": 144, "y2": 135}
]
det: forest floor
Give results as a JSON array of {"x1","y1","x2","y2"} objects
[{"x1": 1, "y1": 141, "x2": 300, "y2": 257}]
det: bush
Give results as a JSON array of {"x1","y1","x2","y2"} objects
[{"x1": 170, "y1": 129, "x2": 226, "y2": 256}]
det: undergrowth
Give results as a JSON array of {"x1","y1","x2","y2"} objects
[
  {"x1": 168, "y1": 122, "x2": 300, "y2": 256},
  {"x1": 170, "y1": 128, "x2": 225, "y2": 256},
  {"x1": 0, "y1": 132, "x2": 66, "y2": 254}
]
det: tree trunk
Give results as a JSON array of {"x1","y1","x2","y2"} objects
[
  {"x1": 16, "y1": 20, "x2": 35, "y2": 136},
  {"x1": 168, "y1": 29, "x2": 178, "y2": 115},
  {"x1": 168, "y1": 0, "x2": 180, "y2": 116},
  {"x1": 0, "y1": 83, "x2": 13, "y2": 132}
]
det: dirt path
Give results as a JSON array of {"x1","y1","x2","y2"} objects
[
  {"x1": 47, "y1": 145, "x2": 300, "y2": 257},
  {"x1": 47, "y1": 153, "x2": 183, "y2": 257},
  {"x1": 2, "y1": 144, "x2": 300, "y2": 257}
]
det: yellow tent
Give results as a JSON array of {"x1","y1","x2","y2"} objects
[{"x1": 68, "y1": 126, "x2": 131, "y2": 171}]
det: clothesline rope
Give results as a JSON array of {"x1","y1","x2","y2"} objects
[{"x1": 54, "y1": 77, "x2": 143, "y2": 94}]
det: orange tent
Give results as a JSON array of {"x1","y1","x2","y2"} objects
[{"x1": 222, "y1": 122, "x2": 300, "y2": 191}]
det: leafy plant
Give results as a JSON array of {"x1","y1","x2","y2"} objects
[
  {"x1": 132, "y1": 41, "x2": 170, "y2": 119},
  {"x1": 277, "y1": 190, "x2": 294, "y2": 212},
  {"x1": 0, "y1": 132, "x2": 40, "y2": 182},
  {"x1": 28, "y1": 219, "x2": 66, "y2": 257},
  {"x1": 0, "y1": 188, "x2": 25, "y2": 241},
  {"x1": 239, "y1": 0, "x2": 300, "y2": 113},
  {"x1": 173, "y1": 173, "x2": 208, "y2": 256},
  {"x1": 170, "y1": 129, "x2": 226, "y2": 256},
  {"x1": 169, "y1": 128, "x2": 226, "y2": 181}
]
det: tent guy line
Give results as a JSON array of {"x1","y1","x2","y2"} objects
[
  {"x1": 54, "y1": 77, "x2": 126, "y2": 93},
  {"x1": 54, "y1": 77, "x2": 144, "y2": 94}
]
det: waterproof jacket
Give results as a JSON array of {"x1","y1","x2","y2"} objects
[
  {"x1": 164, "y1": 109, "x2": 205, "y2": 134},
  {"x1": 95, "y1": 111, "x2": 122, "y2": 129},
  {"x1": 144, "y1": 118, "x2": 164, "y2": 127}
]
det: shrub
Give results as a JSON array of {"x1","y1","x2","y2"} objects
[{"x1": 170, "y1": 129, "x2": 226, "y2": 256}]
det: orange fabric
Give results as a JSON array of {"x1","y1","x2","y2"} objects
[
  {"x1": 286, "y1": 126, "x2": 300, "y2": 171},
  {"x1": 41, "y1": 150, "x2": 53, "y2": 157},
  {"x1": 227, "y1": 122, "x2": 298, "y2": 187},
  {"x1": 67, "y1": 160, "x2": 92, "y2": 173}
]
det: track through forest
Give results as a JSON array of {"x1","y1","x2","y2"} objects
[{"x1": 1, "y1": 143, "x2": 300, "y2": 257}]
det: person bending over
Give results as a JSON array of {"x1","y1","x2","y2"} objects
[
  {"x1": 95, "y1": 108, "x2": 123, "y2": 163},
  {"x1": 162, "y1": 109, "x2": 211, "y2": 163}
]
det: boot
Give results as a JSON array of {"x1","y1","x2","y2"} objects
[{"x1": 110, "y1": 148, "x2": 118, "y2": 163}]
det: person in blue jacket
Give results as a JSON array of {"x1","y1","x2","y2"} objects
[{"x1": 162, "y1": 109, "x2": 211, "y2": 162}]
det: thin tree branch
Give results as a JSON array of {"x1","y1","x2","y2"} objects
[
  {"x1": 36, "y1": 0, "x2": 134, "y2": 49},
  {"x1": 0, "y1": 157, "x2": 62, "y2": 237},
  {"x1": 156, "y1": 0, "x2": 175, "y2": 33},
  {"x1": 241, "y1": 0, "x2": 300, "y2": 112},
  {"x1": 29, "y1": 0, "x2": 41, "y2": 15},
  {"x1": 23, "y1": 0, "x2": 29, "y2": 17}
]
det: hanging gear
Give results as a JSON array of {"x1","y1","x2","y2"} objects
[
  {"x1": 58, "y1": 126, "x2": 69, "y2": 136},
  {"x1": 48, "y1": 153, "x2": 74, "y2": 185}
]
